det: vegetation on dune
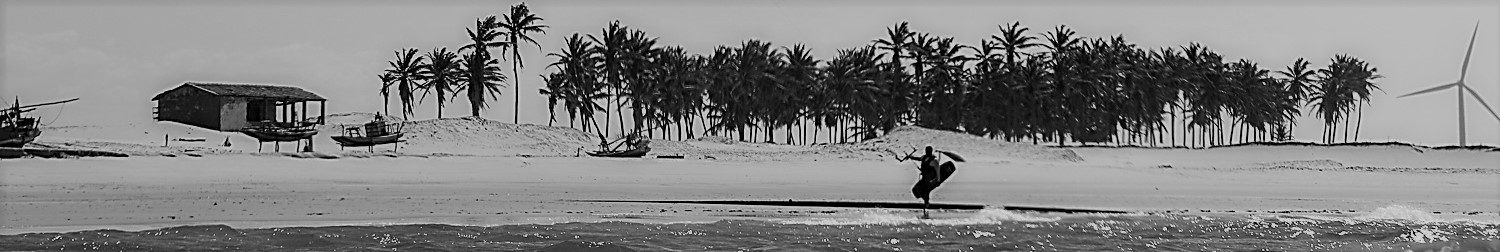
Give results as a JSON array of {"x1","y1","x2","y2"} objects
[
  {"x1": 417, "y1": 47, "x2": 461, "y2": 118},
  {"x1": 498, "y1": 3, "x2": 548, "y2": 124},
  {"x1": 384, "y1": 48, "x2": 425, "y2": 120},
  {"x1": 381, "y1": 4, "x2": 537, "y2": 121},
  {"x1": 378, "y1": 3, "x2": 1381, "y2": 148},
  {"x1": 537, "y1": 21, "x2": 1381, "y2": 148}
]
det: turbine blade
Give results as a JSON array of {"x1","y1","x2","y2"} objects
[
  {"x1": 1461, "y1": 85, "x2": 1500, "y2": 122},
  {"x1": 1460, "y1": 22, "x2": 1478, "y2": 81},
  {"x1": 1397, "y1": 82, "x2": 1459, "y2": 98}
]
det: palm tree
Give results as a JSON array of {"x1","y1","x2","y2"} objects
[
  {"x1": 1309, "y1": 54, "x2": 1383, "y2": 143},
  {"x1": 872, "y1": 21, "x2": 915, "y2": 132},
  {"x1": 1310, "y1": 57, "x2": 1347, "y2": 143},
  {"x1": 547, "y1": 33, "x2": 602, "y2": 131},
  {"x1": 458, "y1": 50, "x2": 508, "y2": 118},
  {"x1": 459, "y1": 16, "x2": 507, "y2": 119},
  {"x1": 991, "y1": 23, "x2": 1046, "y2": 142},
  {"x1": 385, "y1": 48, "x2": 425, "y2": 120},
  {"x1": 1179, "y1": 43, "x2": 1230, "y2": 147},
  {"x1": 461, "y1": 16, "x2": 506, "y2": 58},
  {"x1": 378, "y1": 73, "x2": 396, "y2": 116},
  {"x1": 874, "y1": 22, "x2": 914, "y2": 75},
  {"x1": 1277, "y1": 58, "x2": 1316, "y2": 106},
  {"x1": 1042, "y1": 25, "x2": 1081, "y2": 145},
  {"x1": 994, "y1": 21, "x2": 1042, "y2": 67},
  {"x1": 539, "y1": 74, "x2": 563, "y2": 126},
  {"x1": 623, "y1": 30, "x2": 661, "y2": 135},
  {"x1": 823, "y1": 45, "x2": 892, "y2": 141},
  {"x1": 1274, "y1": 58, "x2": 1316, "y2": 140},
  {"x1": 589, "y1": 21, "x2": 630, "y2": 137},
  {"x1": 498, "y1": 2, "x2": 548, "y2": 124},
  {"x1": 1332, "y1": 55, "x2": 1381, "y2": 142},
  {"x1": 782, "y1": 44, "x2": 820, "y2": 144},
  {"x1": 418, "y1": 47, "x2": 461, "y2": 118}
]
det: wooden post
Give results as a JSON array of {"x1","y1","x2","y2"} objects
[{"x1": 319, "y1": 101, "x2": 326, "y2": 124}]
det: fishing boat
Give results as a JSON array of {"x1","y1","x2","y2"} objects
[
  {"x1": 331, "y1": 115, "x2": 404, "y2": 150},
  {"x1": 332, "y1": 132, "x2": 404, "y2": 147},
  {"x1": 240, "y1": 121, "x2": 321, "y2": 152},
  {"x1": 1, "y1": 98, "x2": 78, "y2": 147},
  {"x1": 586, "y1": 146, "x2": 651, "y2": 158},
  {"x1": 240, "y1": 126, "x2": 319, "y2": 142},
  {"x1": 0, "y1": 124, "x2": 39, "y2": 148},
  {"x1": 587, "y1": 136, "x2": 651, "y2": 158}
]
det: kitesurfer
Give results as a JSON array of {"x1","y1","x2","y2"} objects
[{"x1": 897, "y1": 145, "x2": 961, "y2": 214}]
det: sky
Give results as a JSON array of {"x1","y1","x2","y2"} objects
[{"x1": 3, "y1": 0, "x2": 1499, "y2": 146}]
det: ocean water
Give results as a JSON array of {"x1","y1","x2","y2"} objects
[{"x1": 3, "y1": 206, "x2": 1496, "y2": 251}]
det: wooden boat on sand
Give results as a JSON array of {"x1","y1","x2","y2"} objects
[
  {"x1": 587, "y1": 146, "x2": 651, "y2": 158},
  {"x1": 331, "y1": 115, "x2": 404, "y2": 151},
  {"x1": 2, "y1": 98, "x2": 78, "y2": 148},
  {"x1": 332, "y1": 132, "x2": 404, "y2": 147},
  {"x1": 241, "y1": 127, "x2": 319, "y2": 142}
]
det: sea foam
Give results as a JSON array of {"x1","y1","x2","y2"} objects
[
  {"x1": 1353, "y1": 205, "x2": 1446, "y2": 224},
  {"x1": 1278, "y1": 204, "x2": 1498, "y2": 226},
  {"x1": 774, "y1": 208, "x2": 1060, "y2": 225}
]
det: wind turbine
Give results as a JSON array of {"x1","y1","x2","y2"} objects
[{"x1": 1397, "y1": 22, "x2": 1500, "y2": 147}]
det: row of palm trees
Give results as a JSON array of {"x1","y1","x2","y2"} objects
[
  {"x1": 379, "y1": 3, "x2": 546, "y2": 122},
  {"x1": 536, "y1": 21, "x2": 1381, "y2": 147}
]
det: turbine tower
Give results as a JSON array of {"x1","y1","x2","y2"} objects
[{"x1": 1398, "y1": 22, "x2": 1500, "y2": 146}]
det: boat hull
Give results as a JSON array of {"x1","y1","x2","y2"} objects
[
  {"x1": 587, "y1": 147, "x2": 651, "y2": 158},
  {"x1": 241, "y1": 129, "x2": 318, "y2": 142},
  {"x1": 0, "y1": 128, "x2": 40, "y2": 148},
  {"x1": 331, "y1": 132, "x2": 404, "y2": 147}
]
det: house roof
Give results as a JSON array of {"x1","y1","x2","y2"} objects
[{"x1": 153, "y1": 82, "x2": 326, "y2": 101}]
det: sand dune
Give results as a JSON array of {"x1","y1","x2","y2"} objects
[{"x1": 31, "y1": 117, "x2": 1085, "y2": 162}]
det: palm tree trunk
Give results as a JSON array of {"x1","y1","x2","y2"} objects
[
  {"x1": 512, "y1": 51, "x2": 521, "y2": 124},
  {"x1": 1243, "y1": 123, "x2": 1250, "y2": 144},
  {"x1": 617, "y1": 98, "x2": 628, "y2": 136},
  {"x1": 767, "y1": 124, "x2": 775, "y2": 144},
  {"x1": 604, "y1": 97, "x2": 613, "y2": 139},
  {"x1": 1327, "y1": 120, "x2": 1335, "y2": 144},
  {"x1": 1326, "y1": 121, "x2": 1332, "y2": 144},
  {"x1": 1354, "y1": 103, "x2": 1364, "y2": 142},
  {"x1": 1228, "y1": 120, "x2": 1236, "y2": 145},
  {"x1": 1169, "y1": 110, "x2": 1176, "y2": 147},
  {"x1": 1342, "y1": 108, "x2": 1351, "y2": 143},
  {"x1": 786, "y1": 124, "x2": 794, "y2": 145},
  {"x1": 836, "y1": 119, "x2": 843, "y2": 144}
]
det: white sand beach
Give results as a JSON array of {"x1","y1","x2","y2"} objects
[{"x1": 2, "y1": 119, "x2": 1496, "y2": 234}]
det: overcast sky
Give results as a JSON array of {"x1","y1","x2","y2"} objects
[{"x1": 3, "y1": 0, "x2": 1498, "y2": 145}]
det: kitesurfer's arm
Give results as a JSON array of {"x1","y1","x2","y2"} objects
[{"x1": 892, "y1": 147, "x2": 922, "y2": 162}]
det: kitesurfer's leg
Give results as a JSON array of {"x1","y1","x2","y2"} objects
[{"x1": 922, "y1": 196, "x2": 930, "y2": 218}]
